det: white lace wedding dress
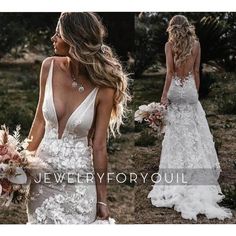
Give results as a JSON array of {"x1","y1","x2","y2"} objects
[
  {"x1": 26, "y1": 60, "x2": 99, "y2": 224},
  {"x1": 148, "y1": 72, "x2": 232, "y2": 221}
]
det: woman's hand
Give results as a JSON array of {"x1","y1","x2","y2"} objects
[
  {"x1": 96, "y1": 203, "x2": 109, "y2": 220},
  {"x1": 161, "y1": 96, "x2": 169, "y2": 108}
]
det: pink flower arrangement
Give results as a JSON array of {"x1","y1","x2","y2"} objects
[
  {"x1": 134, "y1": 102, "x2": 167, "y2": 134},
  {"x1": 0, "y1": 124, "x2": 36, "y2": 206}
]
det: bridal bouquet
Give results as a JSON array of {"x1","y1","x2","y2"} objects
[
  {"x1": 0, "y1": 124, "x2": 43, "y2": 207},
  {"x1": 134, "y1": 102, "x2": 167, "y2": 134}
]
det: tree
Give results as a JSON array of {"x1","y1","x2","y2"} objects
[
  {"x1": 135, "y1": 12, "x2": 236, "y2": 77},
  {"x1": 0, "y1": 13, "x2": 134, "y2": 63},
  {"x1": 0, "y1": 13, "x2": 60, "y2": 59}
]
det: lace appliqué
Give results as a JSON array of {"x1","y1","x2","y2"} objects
[
  {"x1": 32, "y1": 185, "x2": 96, "y2": 224},
  {"x1": 36, "y1": 126, "x2": 94, "y2": 175},
  {"x1": 148, "y1": 74, "x2": 232, "y2": 221}
]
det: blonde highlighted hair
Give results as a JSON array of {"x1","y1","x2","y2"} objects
[
  {"x1": 58, "y1": 12, "x2": 131, "y2": 137},
  {"x1": 167, "y1": 15, "x2": 197, "y2": 67}
]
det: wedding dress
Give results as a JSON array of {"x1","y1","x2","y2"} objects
[
  {"x1": 148, "y1": 72, "x2": 232, "y2": 221},
  {"x1": 26, "y1": 59, "x2": 99, "y2": 224}
]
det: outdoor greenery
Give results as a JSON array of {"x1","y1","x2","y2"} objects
[
  {"x1": 0, "y1": 64, "x2": 40, "y2": 137},
  {"x1": 0, "y1": 13, "x2": 59, "y2": 59},
  {"x1": 135, "y1": 12, "x2": 236, "y2": 77}
]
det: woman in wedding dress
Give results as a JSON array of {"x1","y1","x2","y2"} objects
[
  {"x1": 148, "y1": 15, "x2": 232, "y2": 221},
  {"x1": 25, "y1": 12, "x2": 130, "y2": 224}
]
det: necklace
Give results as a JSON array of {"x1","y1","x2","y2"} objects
[
  {"x1": 70, "y1": 62, "x2": 85, "y2": 93},
  {"x1": 71, "y1": 75, "x2": 85, "y2": 93}
]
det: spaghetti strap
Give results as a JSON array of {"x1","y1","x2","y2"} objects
[
  {"x1": 48, "y1": 59, "x2": 54, "y2": 79},
  {"x1": 44, "y1": 59, "x2": 54, "y2": 94}
]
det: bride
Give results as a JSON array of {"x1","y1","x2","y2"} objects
[
  {"x1": 148, "y1": 15, "x2": 232, "y2": 221},
  {"x1": 26, "y1": 12, "x2": 130, "y2": 224}
]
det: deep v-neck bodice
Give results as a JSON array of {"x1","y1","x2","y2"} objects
[
  {"x1": 42, "y1": 59, "x2": 98, "y2": 141},
  {"x1": 30, "y1": 59, "x2": 99, "y2": 225}
]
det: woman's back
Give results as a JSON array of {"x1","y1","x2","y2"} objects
[
  {"x1": 172, "y1": 40, "x2": 199, "y2": 78},
  {"x1": 167, "y1": 41, "x2": 200, "y2": 105}
]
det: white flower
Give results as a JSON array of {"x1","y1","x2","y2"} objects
[
  {"x1": 7, "y1": 134, "x2": 19, "y2": 149},
  {"x1": 147, "y1": 102, "x2": 159, "y2": 111},
  {"x1": 54, "y1": 194, "x2": 65, "y2": 204},
  {"x1": 7, "y1": 167, "x2": 27, "y2": 184},
  {"x1": 134, "y1": 102, "x2": 167, "y2": 133},
  {"x1": 21, "y1": 138, "x2": 32, "y2": 150},
  {"x1": 134, "y1": 109, "x2": 146, "y2": 122}
]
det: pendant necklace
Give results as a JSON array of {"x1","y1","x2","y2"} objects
[{"x1": 70, "y1": 63, "x2": 85, "y2": 93}]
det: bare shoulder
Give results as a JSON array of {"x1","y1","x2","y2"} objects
[
  {"x1": 195, "y1": 40, "x2": 200, "y2": 46},
  {"x1": 53, "y1": 56, "x2": 68, "y2": 71},
  {"x1": 39, "y1": 57, "x2": 53, "y2": 86},
  {"x1": 41, "y1": 56, "x2": 54, "y2": 70},
  {"x1": 97, "y1": 87, "x2": 115, "y2": 103},
  {"x1": 165, "y1": 42, "x2": 174, "y2": 56},
  {"x1": 39, "y1": 57, "x2": 67, "y2": 90},
  {"x1": 42, "y1": 56, "x2": 68, "y2": 72},
  {"x1": 194, "y1": 40, "x2": 201, "y2": 50},
  {"x1": 165, "y1": 41, "x2": 172, "y2": 50}
]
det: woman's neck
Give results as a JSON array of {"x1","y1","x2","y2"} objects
[{"x1": 67, "y1": 56, "x2": 87, "y2": 76}]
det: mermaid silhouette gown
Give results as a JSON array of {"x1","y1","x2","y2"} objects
[
  {"x1": 148, "y1": 72, "x2": 232, "y2": 221},
  {"x1": 26, "y1": 60, "x2": 99, "y2": 224}
]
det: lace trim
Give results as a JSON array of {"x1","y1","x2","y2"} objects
[{"x1": 31, "y1": 185, "x2": 96, "y2": 224}]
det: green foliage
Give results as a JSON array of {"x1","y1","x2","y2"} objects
[
  {"x1": 199, "y1": 72, "x2": 217, "y2": 98},
  {"x1": 218, "y1": 94, "x2": 236, "y2": 114},
  {"x1": 0, "y1": 65, "x2": 39, "y2": 137},
  {"x1": 0, "y1": 13, "x2": 60, "y2": 58},
  {"x1": 120, "y1": 110, "x2": 135, "y2": 134},
  {"x1": 0, "y1": 103, "x2": 35, "y2": 137},
  {"x1": 134, "y1": 121, "x2": 144, "y2": 133},
  {"x1": 107, "y1": 137, "x2": 121, "y2": 154},
  {"x1": 206, "y1": 72, "x2": 236, "y2": 114},
  {"x1": 135, "y1": 13, "x2": 168, "y2": 77},
  {"x1": 135, "y1": 12, "x2": 236, "y2": 77},
  {"x1": 0, "y1": 13, "x2": 134, "y2": 62},
  {"x1": 99, "y1": 13, "x2": 135, "y2": 61},
  {"x1": 221, "y1": 184, "x2": 236, "y2": 209},
  {"x1": 195, "y1": 16, "x2": 232, "y2": 70},
  {"x1": 134, "y1": 129, "x2": 156, "y2": 147}
]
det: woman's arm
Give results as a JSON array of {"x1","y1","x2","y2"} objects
[
  {"x1": 92, "y1": 87, "x2": 115, "y2": 220},
  {"x1": 27, "y1": 57, "x2": 53, "y2": 152},
  {"x1": 193, "y1": 41, "x2": 201, "y2": 92},
  {"x1": 161, "y1": 42, "x2": 175, "y2": 106}
]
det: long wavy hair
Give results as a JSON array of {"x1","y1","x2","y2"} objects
[
  {"x1": 58, "y1": 12, "x2": 131, "y2": 137},
  {"x1": 167, "y1": 15, "x2": 197, "y2": 67}
]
